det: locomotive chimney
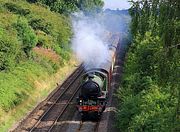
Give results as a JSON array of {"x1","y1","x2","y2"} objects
[{"x1": 88, "y1": 74, "x2": 94, "y2": 80}]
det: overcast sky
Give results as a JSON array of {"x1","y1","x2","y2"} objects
[{"x1": 103, "y1": 0, "x2": 131, "y2": 10}]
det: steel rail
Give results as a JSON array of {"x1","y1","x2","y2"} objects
[
  {"x1": 44, "y1": 64, "x2": 83, "y2": 102},
  {"x1": 29, "y1": 66, "x2": 84, "y2": 132},
  {"x1": 48, "y1": 85, "x2": 81, "y2": 132}
]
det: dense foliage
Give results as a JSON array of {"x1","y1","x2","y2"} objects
[
  {"x1": 116, "y1": 0, "x2": 180, "y2": 131},
  {"x1": 0, "y1": 0, "x2": 72, "y2": 71},
  {"x1": 0, "y1": 0, "x2": 104, "y2": 130},
  {"x1": 0, "y1": 0, "x2": 72, "y2": 118},
  {"x1": 27, "y1": 0, "x2": 104, "y2": 15}
]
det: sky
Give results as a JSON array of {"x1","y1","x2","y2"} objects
[{"x1": 103, "y1": 0, "x2": 131, "y2": 10}]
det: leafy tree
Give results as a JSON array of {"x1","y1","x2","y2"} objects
[
  {"x1": 27, "y1": 0, "x2": 104, "y2": 15},
  {"x1": 78, "y1": 0, "x2": 104, "y2": 15},
  {"x1": 117, "y1": 0, "x2": 180, "y2": 131}
]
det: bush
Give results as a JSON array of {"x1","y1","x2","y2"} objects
[
  {"x1": 116, "y1": 85, "x2": 178, "y2": 132},
  {"x1": 15, "y1": 17, "x2": 38, "y2": 57},
  {"x1": 0, "y1": 28, "x2": 20, "y2": 71},
  {"x1": 36, "y1": 30, "x2": 54, "y2": 48},
  {"x1": 54, "y1": 45, "x2": 70, "y2": 61},
  {"x1": 29, "y1": 18, "x2": 52, "y2": 34},
  {"x1": 4, "y1": 2, "x2": 30, "y2": 16}
]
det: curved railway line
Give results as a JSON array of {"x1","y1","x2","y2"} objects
[{"x1": 12, "y1": 33, "x2": 123, "y2": 132}]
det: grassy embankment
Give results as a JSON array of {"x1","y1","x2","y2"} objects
[{"x1": 0, "y1": 0, "x2": 77, "y2": 131}]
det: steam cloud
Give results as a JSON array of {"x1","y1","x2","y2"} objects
[
  {"x1": 72, "y1": 14, "x2": 110, "y2": 70},
  {"x1": 71, "y1": 10, "x2": 131, "y2": 70}
]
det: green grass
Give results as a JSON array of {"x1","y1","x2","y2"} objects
[
  {"x1": 0, "y1": 61, "x2": 49, "y2": 111},
  {"x1": 0, "y1": 58, "x2": 77, "y2": 131},
  {"x1": 0, "y1": 60, "x2": 49, "y2": 131}
]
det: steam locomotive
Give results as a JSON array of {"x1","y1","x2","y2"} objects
[{"x1": 76, "y1": 34, "x2": 119, "y2": 119}]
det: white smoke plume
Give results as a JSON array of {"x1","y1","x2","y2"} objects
[{"x1": 72, "y1": 14, "x2": 110, "y2": 70}]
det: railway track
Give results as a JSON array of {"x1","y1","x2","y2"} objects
[
  {"x1": 77, "y1": 121, "x2": 99, "y2": 132},
  {"x1": 49, "y1": 34, "x2": 121, "y2": 132},
  {"x1": 12, "y1": 33, "x2": 122, "y2": 132},
  {"x1": 13, "y1": 65, "x2": 84, "y2": 132}
]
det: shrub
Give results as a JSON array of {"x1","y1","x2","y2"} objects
[
  {"x1": 0, "y1": 28, "x2": 20, "y2": 71},
  {"x1": 29, "y1": 18, "x2": 52, "y2": 34},
  {"x1": 53, "y1": 45, "x2": 70, "y2": 61},
  {"x1": 116, "y1": 86, "x2": 178, "y2": 132},
  {"x1": 35, "y1": 30, "x2": 54, "y2": 48},
  {"x1": 4, "y1": 2, "x2": 30, "y2": 16},
  {"x1": 14, "y1": 17, "x2": 38, "y2": 57}
]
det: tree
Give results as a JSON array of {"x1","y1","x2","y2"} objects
[
  {"x1": 27, "y1": 0, "x2": 104, "y2": 15},
  {"x1": 78, "y1": 0, "x2": 104, "y2": 15},
  {"x1": 117, "y1": 0, "x2": 180, "y2": 131}
]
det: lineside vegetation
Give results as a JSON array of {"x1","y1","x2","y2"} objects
[
  {"x1": 0, "y1": 0, "x2": 104, "y2": 131},
  {"x1": 116, "y1": 0, "x2": 180, "y2": 131}
]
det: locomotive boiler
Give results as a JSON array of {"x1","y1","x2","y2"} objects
[{"x1": 76, "y1": 34, "x2": 119, "y2": 119}]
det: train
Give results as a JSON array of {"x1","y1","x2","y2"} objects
[{"x1": 76, "y1": 34, "x2": 119, "y2": 120}]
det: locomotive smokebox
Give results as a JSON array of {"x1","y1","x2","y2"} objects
[
  {"x1": 81, "y1": 81, "x2": 100, "y2": 98},
  {"x1": 80, "y1": 74, "x2": 104, "y2": 98}
]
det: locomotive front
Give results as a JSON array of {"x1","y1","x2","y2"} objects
[
  {"x1": 76, "y1": 34, "x2": 119, "y2": 119},
  {"x1": 77, "y1": 70, "x2": 109, "y2": 119}
]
